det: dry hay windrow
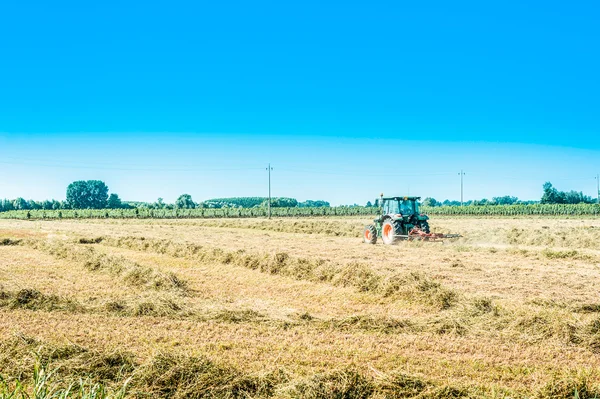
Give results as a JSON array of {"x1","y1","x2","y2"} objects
[
  {"x1": 506, "y1": 226, "x2": 600, "y2": 250},
  {"x1": 0, "y1": 285, "x2": 430, "y2": 336},
  {"x1": 4, "y1": 235, "x2": 600, "y2": 349},
  {"x1": 3, "y1": 216, "x2": 600, "y2": 398},
  {"x1": 108, "y1": 218, "x2": 367, "y2": 238},
  {"x1": 4, "y1": 334, "x2": 597, "y2": 399},
  {"x1": 19, "y1": 238, "x2": 191, "y2": 296},
  {"x1": 84, "y1": 235, "x2": 460, "y2": 310},
  {"x1": 70, "y1": 235, "x2": 600, "y2": 350}
]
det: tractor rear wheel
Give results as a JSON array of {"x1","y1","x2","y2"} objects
[
  {"x1": 363, "y1": 225, "x2": 377, "y2": 244},
  {"x1": 381, "y1": 219, "x2": 401, "y2": 245}
]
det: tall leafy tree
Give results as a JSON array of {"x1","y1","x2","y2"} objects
[
  {"x1": 175, "y1": 194, "x2": 196, "y2": 209},
  {"x1": 3, "y1": 199, "x2": 14, "y2": 211},
  {"x1": 107, "y1": 193, "x2": 122, "y2": 209},
  {"x1": 67, "y1": 180, "x2": 109, "y2": 209},
  {"x1": 541, "y1": 182, "x2": 563, "y2": 204},
  {"x1": 13, "y1": 197, "x2": 28, "y2": 210},
  {"x1": 541, "y1": 182, "x2": 592, "y2": 204}
]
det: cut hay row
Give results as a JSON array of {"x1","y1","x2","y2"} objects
[
  {"x1": 86, "y1": 236, "x2": 600, "y2": 351},
  {"x1": 4, "y1": 235, "x2": 600, "y2": 347},
  {"x1": 89, "y1": 235, "x2": 460, "y2": 310},
  {"x1": 7, "y1": 281, "x2": 600, "y2": 349},
  {"x1": 0, "y1": 285, "x2": 415, "y2": 334},
  {"x1": 157, "y1": 218, "x2": 365, "y2": 237},
  {"x1": 23, "y1": 239, "x2": 190, "y2": 295},
  {"x1": 3, "y1": 334, "x2": 597, "y2": 398}
]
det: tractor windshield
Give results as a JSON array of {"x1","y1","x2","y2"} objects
[
  {"x1": 400, "y1": 200, "x2": 414, "y2": 215},
  {"x1": 384, "y1": 201, "x2": 400, "y2": 214},
  {"x1": 383, "y1": 199, "x2": 420, "y2": 215}
]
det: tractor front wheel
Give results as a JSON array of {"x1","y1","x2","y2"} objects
[
  {"x1": 419, "y1": 221, "x2": 430, "y2": 234},
  {"x1": 381, "y1": 220, "x2": 400, "y2": 245},
  {"x1": 363, "y1": 225, "x2": 377, "y2": 244}
]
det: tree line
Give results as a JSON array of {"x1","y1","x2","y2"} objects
[
  {"x1": 368, "y1": 182, "x2": 598, "y2": 208},
  {"x1": 1, "y1": 180, "x2": 597, "y2": 213},
  {"x1": 0, "y1": 181, "x2": 332, "y2": 212},
  {"x1": 0, "y1": 180, "x2": 124, "y2": 212}
]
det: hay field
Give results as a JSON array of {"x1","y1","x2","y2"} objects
[{"x1": 1, "y1": 216, "x2": 600, "y2": 398}]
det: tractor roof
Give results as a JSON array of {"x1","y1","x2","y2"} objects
[{"x1": 382, "y1": 196, "x2": 421, "y2": 201}]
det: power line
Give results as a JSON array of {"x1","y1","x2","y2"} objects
[
  {"x1": 466, "y1": 172, "x2": 593, "y2": 182},
  {"x1": 0, "y1": 160, "x2": 264, "y2": 172},
  {"x1": 1, "y1": 157, "x2": 599, "y2": 200},
  {"x1": 277, "y1": 167, "x2": 455, "y2": 178}
]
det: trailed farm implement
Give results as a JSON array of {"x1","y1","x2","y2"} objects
[{"x1": 363, "y1": 195, "x2": 462, "y2": 245}]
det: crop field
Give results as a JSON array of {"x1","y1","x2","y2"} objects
[
  {"x1": 1, "y1": 203, "x2": 599, "y2": 220},
  {"x1": 1, "y1": 216, "x2": 600, "y2": 398}
]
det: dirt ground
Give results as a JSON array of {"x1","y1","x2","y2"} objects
[{"x1": 1, "y1": 216, "x2": 600, "y2": 398}]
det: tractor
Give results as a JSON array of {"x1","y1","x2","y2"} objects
[{"x1": 363, "y1": 195, "x2": 460, "y2": 245}]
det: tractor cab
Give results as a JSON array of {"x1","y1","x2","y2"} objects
[
  {"x1": 382, "y1": 197, "x2": 420, "y2": 217},
  {"x1": 376, "y1": 196, "x2": 429, "y2": 233}
]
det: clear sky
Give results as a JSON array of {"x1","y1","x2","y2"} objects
[{"x1": 1, "y1": 1, "x2": 599, "y2": 205}]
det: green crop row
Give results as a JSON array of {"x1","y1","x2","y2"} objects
[
  {"x1": 422, "y1": 203, "x2": 600, "y2": 216},
  {"x1": 0, "y1": 206, "x2": 377, "y2": 220},
  {"x1": 0, "y1": 203, "x2": 599, "y2": 220}
]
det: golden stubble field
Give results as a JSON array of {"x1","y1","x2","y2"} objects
[{"x1": 1, "y1": 216, "x2": 600, "y2": 398}]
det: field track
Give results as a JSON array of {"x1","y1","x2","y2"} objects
[{"x1": 1, "y1": 216, "x2": 600, "y2": 398}]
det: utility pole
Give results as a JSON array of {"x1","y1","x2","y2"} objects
[
  {"x1": 459, "y1": 170, "x2": 465, "y2": 206},
  {"x1": 267, "y1": 163, "x2": 273, "y2": 218},
  {"x1": 596, "y1": 174, "x2": 599, "y2": 205}
]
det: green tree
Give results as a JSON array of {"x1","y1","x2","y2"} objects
[
  {"x1": 422, "y1": 197, "x2": 440, "y2": 207},
  {"x1": 107, "y1": 193, "x2": 122, "y2": 209},
  {"x1": 266, "y1": 197, "x2": 298, "y2": 208},
  {"x1": 298, "y1": 200, "x2": 330, "y2": 208},
  {"x1": 28, "y1": 200, "x2": 42, "y2": 210},
  {"x1": 492, "y1": 196, "x2": 519, "y2": 205},
  {"x1": 0, "y1": 199, "x2": 13, "y2": 212},
  {"x1": 541, "y1": 182, "x2": 556, "y2": 204},
  {"x1": 175, "y1": 194, "x2": 196, "y2": 209},
  {"x1": 13, "y1": 197, "x2": 28, "y2": 210},
  {"x1": 540, "y1": 182, "x2": 588, "y2": 204},
  {"x1": 67, "y1": 180, "x2": 109, "y2": 209},
  {"x1": 442, "y1": 200, "x2": 461, "y2": 206}
]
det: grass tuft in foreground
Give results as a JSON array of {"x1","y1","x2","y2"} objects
[{"x1": 0, "y1": 361, "x2": 129, "y2": 399}]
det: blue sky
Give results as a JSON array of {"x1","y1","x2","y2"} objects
[{"x1": 1, "y1": 1, "x2": 599, "y2": 205}]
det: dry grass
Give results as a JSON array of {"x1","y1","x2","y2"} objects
[{"x1": 2, "y1": 217, "x2": 600, "y2": 397}]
